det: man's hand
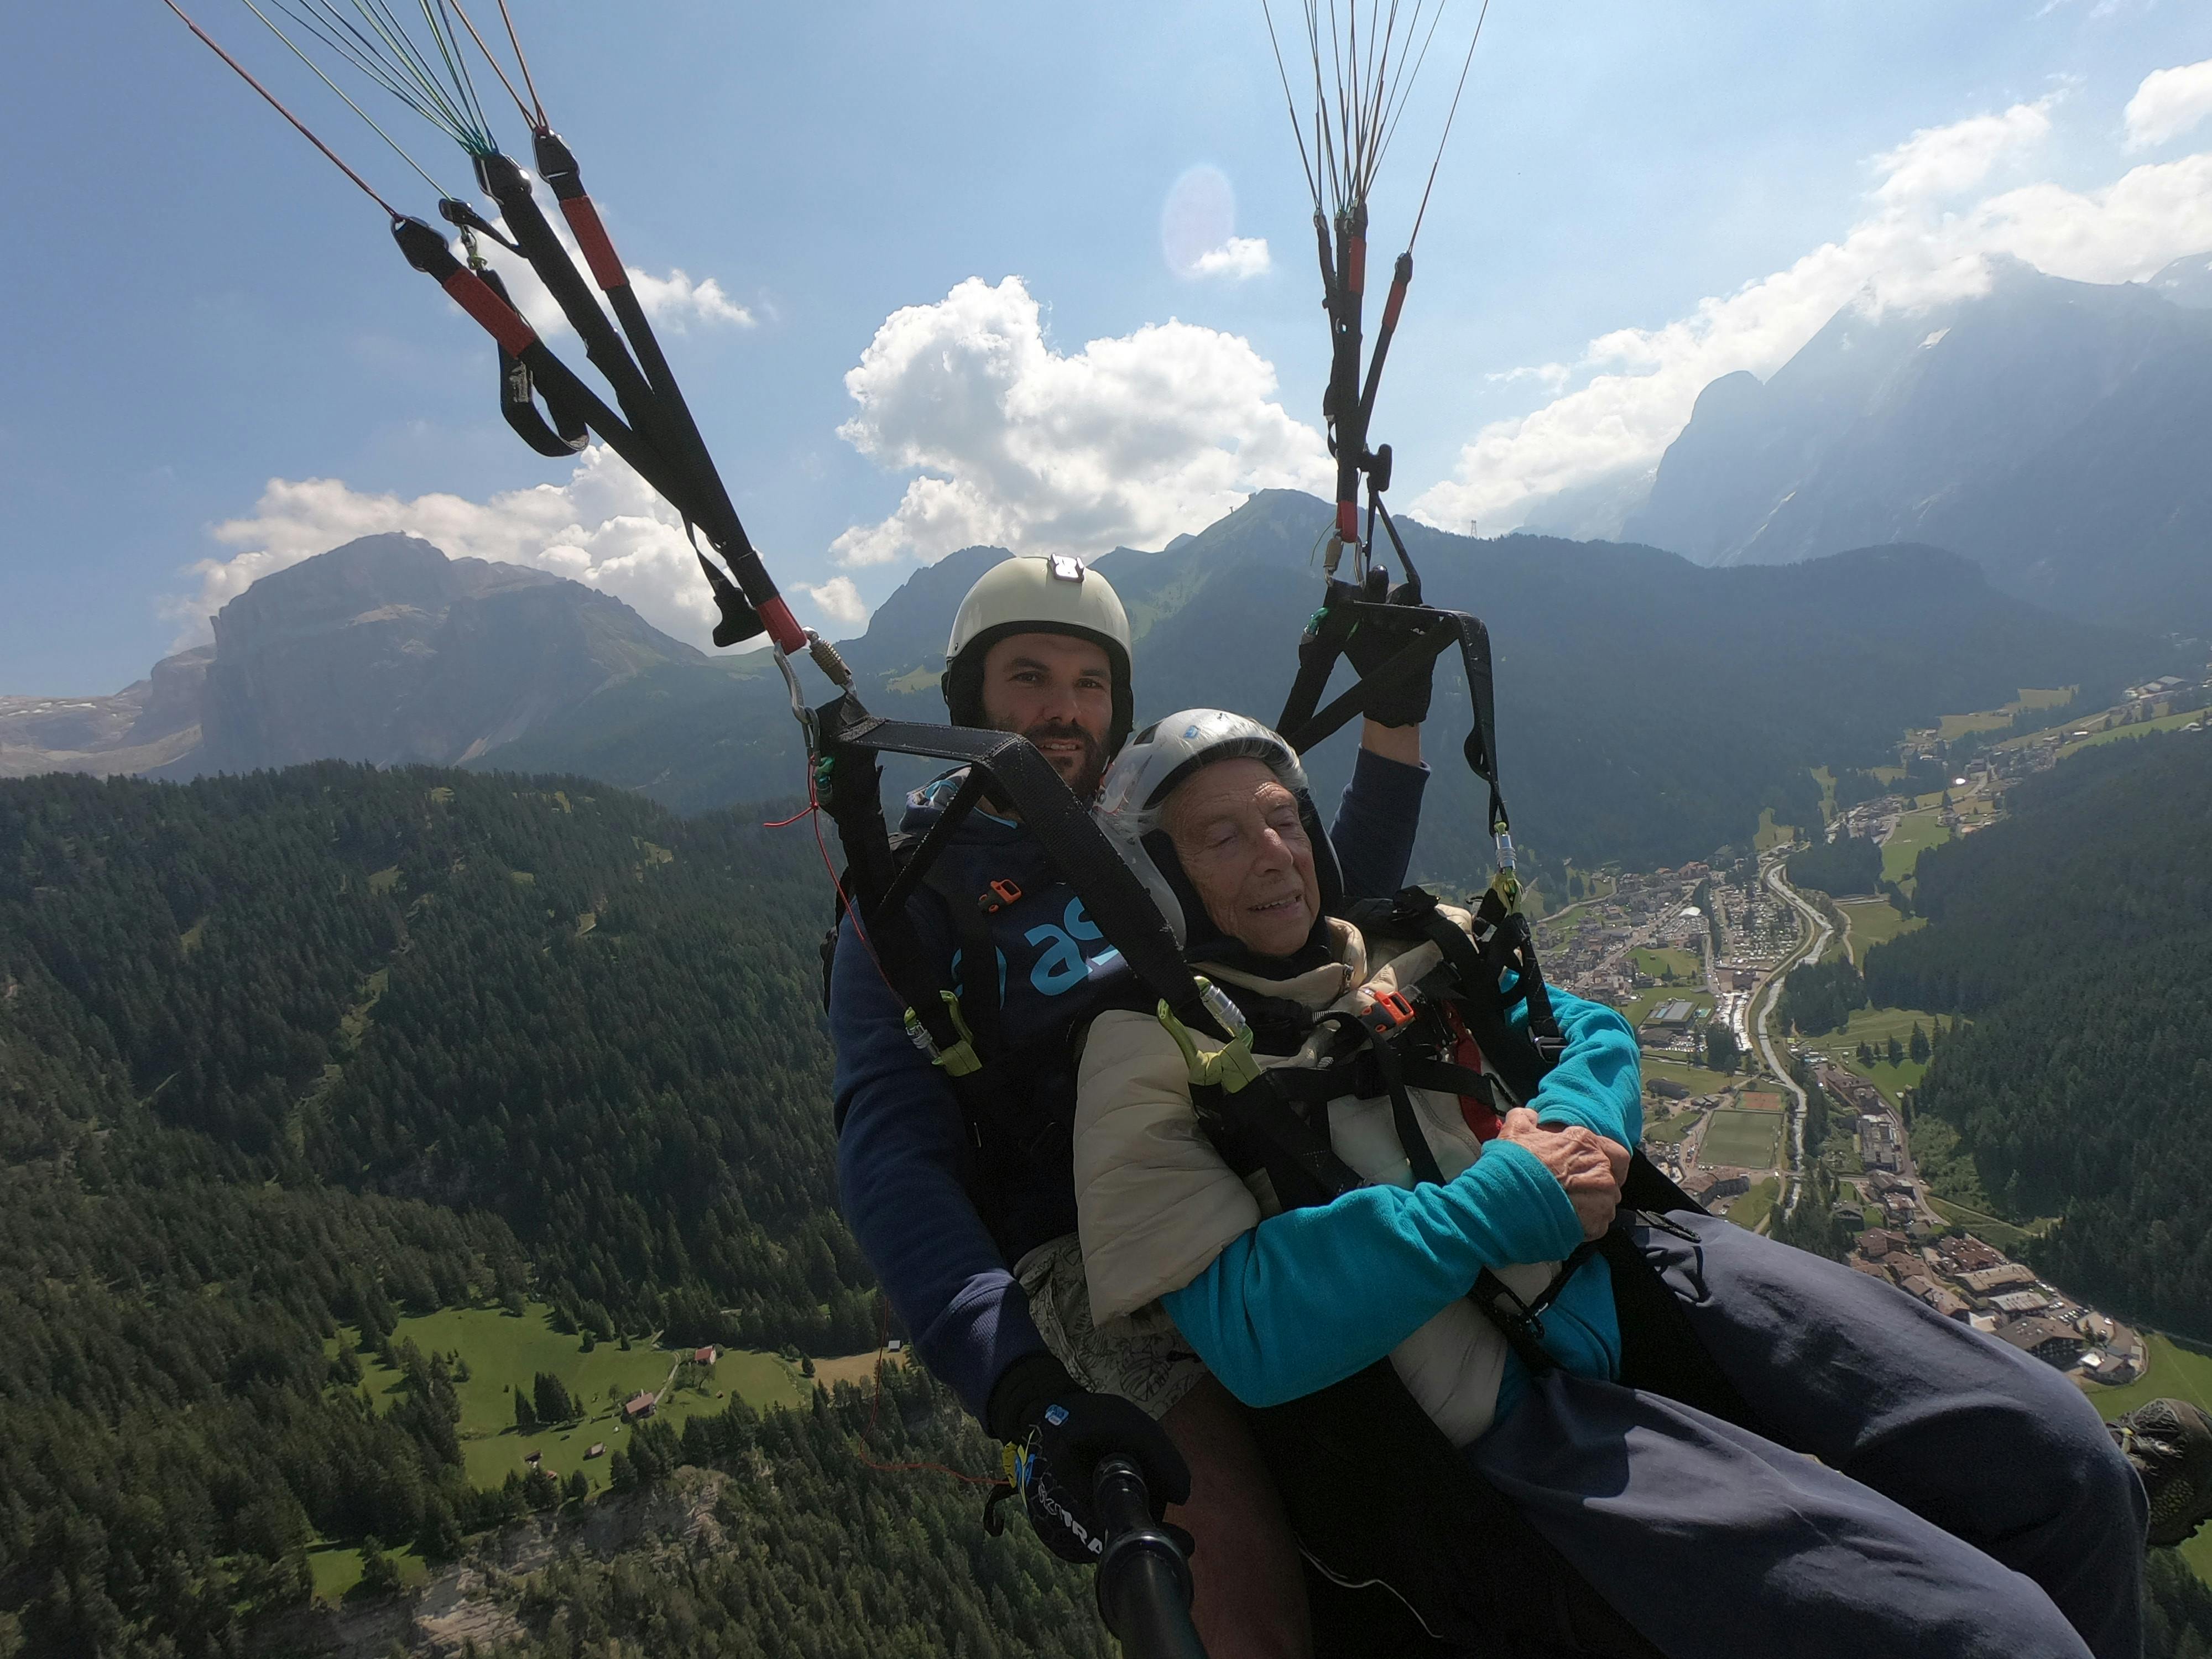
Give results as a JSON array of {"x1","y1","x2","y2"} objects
[
  {"x1": 988, "y1": 1354, "x2": 1191, "y2": 1564},
  {"x1": 1499, "y1": 1107, "x2": 1624, "y2": 1240},
  {"x1": 1344, "y1": 606, "x2": 1435, "y2": 731}
]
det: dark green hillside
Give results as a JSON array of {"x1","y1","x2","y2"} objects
[
  {"x1": 481, "y1": 491, "x2": 2161, "y2": 872},
  {"x1": 1787, "y1": 832, "x2": 1882, "y2": 899},
  {"x1": 1, "y1": 765, "x2": 867, "y2": 1351},
  {"x1": 497, "y1": 1369, "x2": 1110, "y2": 1659},
  {"x1": 1862, "y1": 733, "x2": 2212, "y2": 1334}
]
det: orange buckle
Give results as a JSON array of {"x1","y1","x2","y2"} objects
[
  {"x1": 1360, "y1": 988, "x2": 1417, "y2": 1038},
  {"x1": 979, "y1": 878, "x2": 1023, "y2": 913}
]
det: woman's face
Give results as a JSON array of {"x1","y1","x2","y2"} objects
[{"x1": 1162, "y1": 757, "x2": 1321, "y2": 958}]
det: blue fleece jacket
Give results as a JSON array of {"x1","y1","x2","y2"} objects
[
  {"x1": 1162, "y1": 987, "x2": 1641, "y2": 1423},
  {"x1": 832, "y1": 747, "x2": 1429, "y2": 1422}
]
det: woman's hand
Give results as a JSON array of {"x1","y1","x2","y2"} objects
[{"x1": 1498, "y1": 1107, "x2": 1625, "y2": 1241}]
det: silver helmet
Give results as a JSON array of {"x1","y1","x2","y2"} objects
[{"x1": 1094, "y1": 709, "x2": 1343, "y2": 946}]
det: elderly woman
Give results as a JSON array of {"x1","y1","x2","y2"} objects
[{"x1": 1045, "y1": 709, "x2": 2158, "y2": 1659}]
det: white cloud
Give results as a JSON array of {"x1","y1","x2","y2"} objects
[
  {"x1": 1412, "y1": 107, "x2": 2212, "y2": 536},
  {"x1": 829, "y1": 275, "x2": 1331, "y2": 567},
  {"x1": 465, "y1": 194, "x2": 753, "y2": 337},
  {"x1": 624, "y1": 267, "x2": 755, "y2": 330},
  {"x1": 1193, "y1": 237, "x2": 1272, "y2": 280},
  {"x1": 803, "y1": 575, "x2": 868, "y2": 625},
  {"x1": 2125, "y1": 58, "x2": 2212, "y2": 151},
  {"x1": 1873, "y1": 101, "x2": 2052, "y2": 204},
  {"x1": 1486, "y1": 362, "x2": 1572, "y2": 393},
  {"x1": 163, "y1": 445, "x2": 845, "y2": 648}
]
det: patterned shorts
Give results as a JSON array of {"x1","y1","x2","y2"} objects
[{"x1": 1014, "y1": 1233, "x2": 1209, "y2": 1421}]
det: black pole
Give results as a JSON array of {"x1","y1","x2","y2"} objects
[{"x1": 1092, "y1": 1458, "x2": 1208, "y2": 1659}]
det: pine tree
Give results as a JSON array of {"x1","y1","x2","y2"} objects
[
  {"x1": 357, "y1": 1537, "x2": 401, "y2": 1597},
  {"x1": 533, "y1": 1371, "x2": 573, "y2": 1425},
  {"x1": 514, "y1": 1390, "x2": 538, "y2": 1432}
]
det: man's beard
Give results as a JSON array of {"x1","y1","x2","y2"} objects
[{"x1": 1011, "y1": 718, "x2": 1107, "y2": 799}]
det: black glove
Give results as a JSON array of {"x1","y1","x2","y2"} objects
[
  {"x1": 1343, "y1": 573, "x2": 1434, "y2": 729},
  {"x1": 987, "y1": 1354, "x2": 1191, "y2": 1566}
]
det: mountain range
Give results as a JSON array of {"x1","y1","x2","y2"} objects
[
  {"x1": 1585, "y1": 254, "x2": 2212, "y2": 628},
  {"x1": 481, "y1": 489, "x2": 2164, "y2": 872},
  {"x1": 7, "y1": 491, "x2": 2173, "y2": 874},
  {"x1": 1, "y1": 534, "x2": 745, "y2": 783}
]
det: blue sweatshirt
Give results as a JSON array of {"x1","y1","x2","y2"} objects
[
  {"x1": 1162, "y1": 987, "x2": 1641, "y2": 1423},
  {"x1": 831, "y1": 747, "x2": 1429, "y2": 1421}
]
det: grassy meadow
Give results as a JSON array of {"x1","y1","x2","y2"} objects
[
  {"x1": 1639, "y1": 1052, "x2": 1740, "y2": 1098},
  {"x1": 1881, "y1": 808, "x2": 1950, "y2": 889},
  {"x1": 1703, "y1": 1108, "x2": 1783, "y2": 1169},
  {"x1": 2054, "y1": 704, "x2": 2211, "y2": 761},
  {"x1": 1725, "y1": 1177, "x2": 1782, "y2": 1234},
  {"x1": 1631, "y1": 946, "x2": 1703, "y2": 983},
  {"x1": 1835, "y1": 896, "x2": 1923, "y2": 964},
  {"x1": 1798, "y1": 1005, "x2": 1943, "y2": 1106},
  {"x1": 335, "y1": 1303, "x2": 813, "y2": 1501}
]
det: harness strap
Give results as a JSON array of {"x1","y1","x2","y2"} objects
[
  {"x1": 1194, "y1": 1074, "x2": 1368, "y2": 1212},
  {"x1": 476, "y1": 265, "x2": 591, "y2": 457},
  {"x1": 1314, "y1": 1009, "x2": 1445, "y2": 1188},
  {"x1": 1465, "y1": 884, "x2": 1567, "y2": 1068},
  {"x1": 1470, "y1": 1238, "x2": 1604, "y2": 1377},
  {"x1": 1397, "y1": 1054, "x2": 1504, "y2": 1113},
  {"x1": 819, "y1": 709, "x2": 1232, "y2": 1042},
  {"x1": 1275, "y1": 601, "x2": 1511, "y2": 846},
  {"x1": 926, "y1": 860, "x2": 1006, "y2": 1060},
  {"x1": 874, "y1": 763, "x2": 991, "y2": 923},
  {"x1": 1411, "y1": 906, "x2": 1552, "y2": 1103}
]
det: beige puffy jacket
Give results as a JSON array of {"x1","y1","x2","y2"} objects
[{"x1": 1073, "y1": 909, "x2": 1561, "y2": 1447}]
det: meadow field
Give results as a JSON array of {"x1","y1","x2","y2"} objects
[{"x1": 1703, "y1": 1108, "x2": 1782, "y2": 1169}]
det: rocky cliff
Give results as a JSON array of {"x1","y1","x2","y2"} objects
[
  {"x1": 1622, "y1": 257, "x2": 2212, "y2": 625},
  {"x1": 5, "y1": 536, "x2": 704, "y2": 780},
  {"x1": 185, "y1": 534, "x2": 703, "y2": 773}
]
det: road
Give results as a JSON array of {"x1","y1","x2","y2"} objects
[{"x1": 1749, "y1": 856, "x2": 1833, "y2": 1216}]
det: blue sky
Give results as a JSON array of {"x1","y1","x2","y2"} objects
[{"x1": 4, "y1": 2, "x2": 2210, "y2": 691}]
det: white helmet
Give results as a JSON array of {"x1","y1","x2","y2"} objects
[
  {"x1": 1094, "y1": 709, "x2": 1343, "y2": 946},
  {"x1": 942, "y1": 554, "x2": 1135, "y2": 748}
]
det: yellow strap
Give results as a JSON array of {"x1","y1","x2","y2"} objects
[
  {"x1": 903, "y1": 992, "x2": 984, "y2": 1078},
  {"x1": 1156, "y1": 981, "x2": 1263, "y2": 1093}
]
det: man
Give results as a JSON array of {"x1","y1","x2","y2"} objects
[{"x1": 830, "y1": 552, "x2": 1433, "y2": 1657}]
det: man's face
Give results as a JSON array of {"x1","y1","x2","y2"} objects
[{"x1": 978, "y1": 631, "x2": 1116, "y2": 797}]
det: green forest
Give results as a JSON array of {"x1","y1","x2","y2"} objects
[
  {"x1": 0, "y1": 765, "x2": 910, "y2": 1653},
  {"x1": 1863, "y1": 732, "x2": 2212, "y2": 1337},
  {"x1": 1786, "y1": 832, "x2": 1882, "y2": 899},
  {"x1": 7, "y1": 752, "x2": 2212, "y2": 1656}
]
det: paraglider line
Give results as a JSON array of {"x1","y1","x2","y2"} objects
[
  {"x1": 237, "y1": 0, "x2": 456, "y2": 200},
  {"x1": 494, "y1": 0, "x2": 549, "y2": 131},
  {"x1": 161, "y1": 0, "x2": 404, "y2": 219},
  {"x1": 445, "y1": 0, "x2": 542, "y2": 132},
  {"x1": 1259, "y1": 0, "x2": 1321, "y2": 210},
  {"x1": 1407, "y1": 0, "x2": 1488, "y2": 250}
]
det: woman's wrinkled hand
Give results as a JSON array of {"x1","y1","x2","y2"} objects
[{"x1": 1498, "y1": 1107, "x2": 1623, "y2": 1240}]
